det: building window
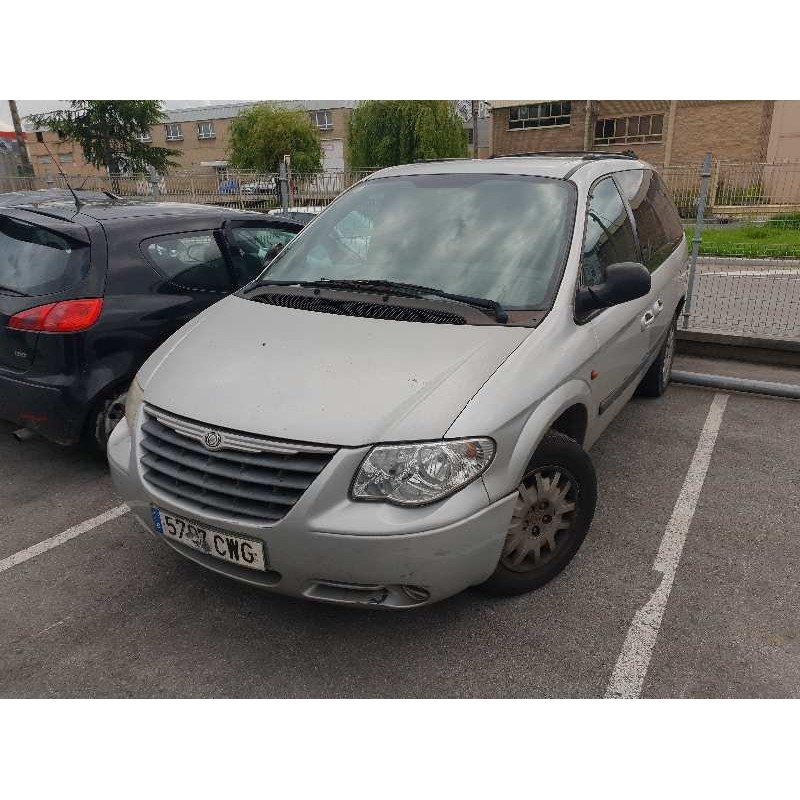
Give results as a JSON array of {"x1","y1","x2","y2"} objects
[
  {"x1": 197, "y1": 121, "x2": 216, "y2": 139},
  {"x1": 311, "y1": 110, "x2": 333, "y2": 130},
  {"x1": 37, "y1": 155, "x2": 52, "y2": 164},
  {"x1": 165, "y1": 123, "x2": 183, "y2": 141},
  {"x1": 508, "y1": 101, "x2": 571, "y2": 130},
  {"x1": 594, "y1": 114, "x2": 664, "y2": 146},
  {"x1": 58, "y1": 153, "x2": 74, "y2": 163},
  {"x1": 138, "y1": 132, "x2": 152, "y2": 142}
]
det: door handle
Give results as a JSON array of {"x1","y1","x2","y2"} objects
[
  {"x1": 653, "y1": 298, "x2": 664, "y2": 316},
  {"x1": 641, "y1": 310, "x2": 655, "y2": 330}
]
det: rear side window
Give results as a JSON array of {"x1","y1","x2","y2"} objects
[
  {"x1": 144, "y1": 232, "x2": 231, "y2": 292},
  {"x1": 228, "y1": 226, "x2": 297, "y2": 286},
  {"x1": 0, "y1": 215, "x2": 90, "y2": 296},
  {"x1": 615, "y1": 169, "x2": 684, "y2": 271},
  {"x1": 581, "y1": 177, "x2": 639, "y2": 287}
]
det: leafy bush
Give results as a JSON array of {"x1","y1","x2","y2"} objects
[
  {"x1": 766, "y1": 212, "x2": 800, "y2": 230},
  {"x1": 741, "y1": 226, "x2": 769, "y2": 240},
  {"x1": 347, "y1": 101, "x2": 468, "y2": 170},
  {"x1": 228, "y1": 104, "x2": 322, "y2": 173}
]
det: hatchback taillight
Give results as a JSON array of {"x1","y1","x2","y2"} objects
[{"x1": 7, "y1": 298, "x2": 103, "y2": 333}]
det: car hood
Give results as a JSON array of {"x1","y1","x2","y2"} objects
[{"x1": 140, "y1": 295, "x2": 531, "y2": 446}]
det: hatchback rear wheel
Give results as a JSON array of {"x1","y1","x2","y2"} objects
[
  {"x1": 480, "y1": 430, "x2": 597, "y2": 596},
  {"x1": 83, "y1": 387, "x2": 127, "y2": 456}
]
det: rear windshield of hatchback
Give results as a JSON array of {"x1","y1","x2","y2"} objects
[
  {"x1": 262, "y1": 174, "x2": 577, "y2": 310},
  {"x1": 0, "y1": 215, "x2": 90, "y2": 296}
]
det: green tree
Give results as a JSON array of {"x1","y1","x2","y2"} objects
[
  {"x1": 26, "y1": 100, "x2": 180, "y2": 175},
  {"x1": 228, "y1": 104, "x2": 322, "y2": 173},
  {"x1": 347, "y1": 101, "x2": 468, "y2": 170}
]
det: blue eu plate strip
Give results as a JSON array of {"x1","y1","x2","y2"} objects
[{"x1": 151, "y1": 506, "x2": 163, "y2": 533}]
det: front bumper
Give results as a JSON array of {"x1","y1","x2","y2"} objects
[{"x1": 109, "y1": 417, "x2": 516, "y2": 608}]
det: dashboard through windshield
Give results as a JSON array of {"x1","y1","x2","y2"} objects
[{"x1": 260, "y1": 173, "x2": 576, "y2": 311}]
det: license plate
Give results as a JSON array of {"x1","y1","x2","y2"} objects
[{"x1": 151, "y1": 507, "x2": 267, "y2": 571}]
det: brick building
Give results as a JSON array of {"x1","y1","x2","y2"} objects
[
  {"x1": 25, "y1": 100, "x2": 488, "y2": 179},
  {"x1": 489, "y1": 100, "x2": 777, "y2": 166},
  {"x1": 25, "y1": 101, "x2": 358, "y2": 179}
]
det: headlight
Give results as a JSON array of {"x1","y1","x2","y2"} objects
[
  {"x1": 124, "y1": 377, "x2": 144, "y2": 430},
  {"x1": 351, "y1": 438, "x2": 495, "y2": 506}
]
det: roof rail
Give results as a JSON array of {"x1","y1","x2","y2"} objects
[
  {"x1": 412, "y1": 157, "x2": 471, "y2": 164},
  {"x1": 490, "y1": 150, "x2": 639, "y2": 161}
]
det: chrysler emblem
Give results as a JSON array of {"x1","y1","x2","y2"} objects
[{"x1": 203, "y1": 430, "x2": 223, "y2": 450}]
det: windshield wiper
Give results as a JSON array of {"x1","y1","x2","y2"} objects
[
  {"x1": 0, "y1": 285, "x2": 26, "y2": 297},
  {"x1": 248, "y1": 278, "x2": 508, "y2": 323},
  {"x1": 334, "y1": 279, "x2": 509, "y2": 324}
]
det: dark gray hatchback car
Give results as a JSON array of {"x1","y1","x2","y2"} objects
[{"x1": 0, "y1": 195, "x2": 304, "y2": 451}]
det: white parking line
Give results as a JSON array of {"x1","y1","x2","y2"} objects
[
  {"x1": 605, "y1": 392, "x2": 728, "y2": 699},
  {"x1": 0, "y1": 504, "x2": 130, "y2": 575}
]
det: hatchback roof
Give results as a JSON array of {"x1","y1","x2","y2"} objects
[
  {"x1": 0, "y1": 188, "x2": 119, "y2": 208},
  {"x1": 0, "y1": 197, "x2": 268, "y2": 226}
]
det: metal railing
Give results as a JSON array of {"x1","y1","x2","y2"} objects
[
  {"x1": 2, "y1": 160, "x2": 799, "y2": 343},
  {"x1": 685, "y1": 255, "x2": 800, "y2": 342},
  {"x1": 0, "y1": 169, "x2": 374, "y2": 210},
  {"x1": 661, "y1": 160, "x2": 800, "y2": 223},
  {"x1": 673, "y1": 156, "x2": 800, "y2": 342}
]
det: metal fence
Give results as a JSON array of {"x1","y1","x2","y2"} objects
[
  {"x1": 669, "y1": 156, "x2": 800, "y2": 343},
  {"x1": 0, "y1": 169, "x2": 374, "y2": 211},
  {"x1": 1, "y1": 159, "x2": 799, "y2": 343},
  {"x1": 661, "y1": 161, "x2": 800, "y2": 224}
]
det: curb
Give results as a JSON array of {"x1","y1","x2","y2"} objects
[{"x1": 677, "y1": 329, "x2": 800, "y2": 368}]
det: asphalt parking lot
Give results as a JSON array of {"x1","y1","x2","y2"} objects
[{"x1": 1, "y1": 357, "x2": 798, "y2": 698}]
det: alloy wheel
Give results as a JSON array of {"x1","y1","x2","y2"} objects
[{"x1": 501, "y1": 467, "x2": 578, "y2": 572}]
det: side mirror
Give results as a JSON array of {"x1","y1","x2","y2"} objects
[{"x1": 575, "y1": 262, "x2": 651, "y2": 315}]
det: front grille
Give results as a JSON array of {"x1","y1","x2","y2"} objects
[
  {"x1": 250, "y1": 292, "x2": 467, "y2": 325},
  {"x1": 140, "y1": 405, "x2": 337, "y2": 524}
]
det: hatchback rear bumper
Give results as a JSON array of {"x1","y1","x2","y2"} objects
[{"x1": 0, "y1": 370, "x2": 82, "y2": 444}]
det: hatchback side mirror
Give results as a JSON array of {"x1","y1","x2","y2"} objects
[{"x1": 575, "y1": 262, "x2": 651, "y2": 315}]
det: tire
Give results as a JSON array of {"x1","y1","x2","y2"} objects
[
  {"x1": 480, "y1": 430, "x2": 597, "y2": 596},
  {"x1": 637, "y1": 316, "x2": 677, "y2": 398},
  {"x1": 82, "y1": 387, "x2": 128, "y2": 456}
]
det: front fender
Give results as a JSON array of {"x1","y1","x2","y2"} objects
[{"x1": 480, "y1": 379, "x2": 593, "y2": 502}]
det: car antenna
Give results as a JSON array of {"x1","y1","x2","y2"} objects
[{"x1": 39, "y1": 138, "x2": 84, "y2": 211}]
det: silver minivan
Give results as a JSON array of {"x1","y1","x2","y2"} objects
[{"x1": 109, "y1": 154, "x2": 687, "y2": 608}]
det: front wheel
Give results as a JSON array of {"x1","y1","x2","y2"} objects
[{"x1": 480, "y1": 430, "x2": 597, "y2": 596}]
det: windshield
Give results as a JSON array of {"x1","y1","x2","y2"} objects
[{"x1": 260, "y1": 174, "x2": 576, "y2": 309}]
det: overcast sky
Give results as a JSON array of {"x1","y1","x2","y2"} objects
[{"x1": 0, "y1": 100, "x2": 249, "y2": 130}]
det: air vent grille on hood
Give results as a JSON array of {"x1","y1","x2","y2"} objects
[{"x1": 250, "y1": 292, "x2": 467, "y2": 325}]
